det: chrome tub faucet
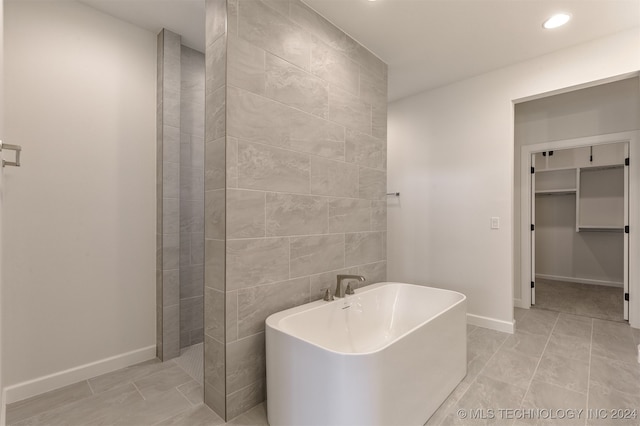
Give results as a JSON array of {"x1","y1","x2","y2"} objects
[{"x1": 335, "y1": 274, "x2": 365, "y2": 298}]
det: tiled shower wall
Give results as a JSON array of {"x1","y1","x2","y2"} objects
[
  {"x1": 203, "y1": 0, "x2": 227, "y2": 418},
  {"x1": 206, "y1": 0, "x2": 389, "y2": 419},
  {"x1": 179, "y1": 47, "x2": 205, "y2": 348},
  {"x1": 157, "y1": 29, "x2": 181, "y2": 361}
]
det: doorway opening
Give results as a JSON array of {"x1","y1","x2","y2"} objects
[
  {"x1": 519, "y1": 131, "x2": 640, "y2": 328},
  {"x1": 531, "y1": 142, "x2": 628, "y2": 322}
]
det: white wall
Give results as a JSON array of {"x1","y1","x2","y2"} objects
[
  {"x1": 3, "y1": 0, "x2": 157, "y2": 399},
  {"x1": 387, "y1": 28, "x2": 640, "y2": 328},
  {"x1": 535, "y1": 193, "x2": 624, "y2": 285}
]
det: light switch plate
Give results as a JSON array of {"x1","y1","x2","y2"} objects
[{"x1": 491, "y1": 217, "x2": 500, "y2": 229}]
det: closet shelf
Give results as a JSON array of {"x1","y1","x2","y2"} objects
[
  {"x1": 535, "y1": 188, "x2": 576, "y2": 195},
  {"x1": 578, "y1": 225, "x2": 624, "y2": 233}
]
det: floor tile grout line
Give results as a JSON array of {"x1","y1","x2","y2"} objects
[
  {"x1": 585, "y1": 318, "x2": 593, "y2": 426},
  {"x1": 86, "y1": 379, "x2": 95, "y2": 395},
  {"x1": 131, "y1": 381, "x2": 146, "y2": 401},
  {"x1": 518, "y1": 314, "x2": 560, "y2": 410}
]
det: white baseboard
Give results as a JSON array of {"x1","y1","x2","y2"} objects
[
  {"x1": 535, "y1": 274, "x2": 623, "y2": 288},
  {"x1": 3, "y1": 345, "x2": 156, "y2": 404},
  {"x1": 467, "y1": 313, "x2": 515, "y2": 334},
  {"x1": 513, "y1": 298, "x2": 527, "y2": 309}
]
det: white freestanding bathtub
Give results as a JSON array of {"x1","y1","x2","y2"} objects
[{"x1": 266, "y1": 282, "x2": 467, "y2": 426}]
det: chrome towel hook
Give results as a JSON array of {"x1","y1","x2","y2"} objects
[{"x1": 0, "y1": 140, "x2": 22, "y2": 167}]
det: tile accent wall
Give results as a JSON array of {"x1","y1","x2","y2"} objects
[
  {"x1": 157, "y1": 29, "x2": 182, "y2": 362},
  {"x1": 179, "y1": 46, "x2": 205, "y2": 349},
  {"x1": 202, "y1": 0, "x2": 388, "y2": 419},
  {"x1": 221, "y1": 0, "x2": 388, "y2": 419}
]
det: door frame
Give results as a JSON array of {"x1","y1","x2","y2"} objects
[{"x1": 519, "y1": 131, "x2": 640, "y2": 328}]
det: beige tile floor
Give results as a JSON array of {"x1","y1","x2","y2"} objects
[
  {"x1": 534, "y1": 279, "x2": 624, "y2": 322},
  {"x1": 7, "y1": 309, "x2": 640, "y2": 425}
]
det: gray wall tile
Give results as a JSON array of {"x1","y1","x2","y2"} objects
[
  {"x1": 162, "y1": 232, "x2": 180, "y2": 270},
  {"x1": 205, "y1": 86, "x2": 226, "y2": 142},
  {"x1": 227, "y1": 189, "x2": 266, "y2": 239},
  {"x1": 205, "y1": 238, "x2": 225, "y2": 291},
  {"x1": 191, "y1": 234, "x2": 204, "y2": 265},
  {"x1": 180, "y1": 199, "x2": 204, "y2": 234},
  {"x1": 206, "y1": 35, "x2": 226, "y2": 94},
  {"x1": 226, "y1": 333, "x2": 266, "y2": 393},
  {"x1": 227, "y1": 291, "x2": 238, "y2": 342},
  {"x1": 226, "y1": 379, "x2": 265, "y2": 420},
  {"x1": 163, "y1": 269, "x2": 180, "y2": 307},
  {"x1": 261, "y1": 0, "x2": 290, "y2": 17},
  {"x1": 351, "y1": 43, "x2": 387, "y2": 81},
  {"x1": 358, "y1": 167, "x2": 386, "y2": 200},
  {"x1": 372, "y1": 104, "x2": 387, "y2": 140},
  {"x1": 345, "y1": 129, "x2": 386, "y2": 170},
  {"x1": 180, "y1": 296, "x2": 204, "y2": 335},
  {"x1": 266, "y1": 193, "x2": 328, "y2": 236},
  {"x1": 228, "y1": 0, "x2": 238, "y2": 36},
  {"x1": 163, "y1": 304, "x2": 180, "y2": 360},
  {"x1": 289, "y1": 0, "x2": 356, "y2": 59},
  {"x1": 206, "y1": 0, "x2": 226, "y2": 43},
  {"x1": 163, "y1": 125, "x2": 181, "y2": 163},
  {"x1": 345, "y1": 232, "x2": 384, "y2": 267},
  {"x1": 371, "y1": 200, "x2": 387, "y2": 231},
  {"x1": 180, "y1": 166, "x2": 204, "y2": 201},
  {"x1": 328, "y1": 198, "x2": 371, "y2": 233},
  {"x1": 205, "y1": 287, "x2": 224, "y2": 342},
  {"x1": 228, "y1": 35, "x2": 265, "y2": 95},
  {"x1": 237, "y1": 277, "x2": 309, "y2": 338},
  {"x1": 265, "y1": 53, "x2": 329, "y2": 118},
  {"x1": 310, "y1": 157, "x2": 358, "y2": 198},
  {"x1": 205, "y1": 189, "x2": 225, "y2": 240},
  {"x1": 180, "y1": 265, "x2": 204, "y2": 299},
  {"x1": 237, "y1": 141, "x2": 310, "y2": 193},
  {"x1": 163, "y1": 162, "x2": 180, "y2": 199},
  {"x1": 227, "y1": 138, "x2": 238, "y2": 189},
  {"x1": 290, "y1": 234, "x2": 344, "y2": 277},
  {"x1": 228, "y1": 87, "x2": 344, "y2": 160},
  {"x1": 163, "y1": 198, "x2": 180, "y2": 234},
  {"x1": 328, "y1": 85, "x2": 371, "y2": 135},
  {"x1": 205, "y1": 137, "x2": 225, "y2": 191},
  {"x1": 238, "y1": 0, "x2": 309, "y2": 70},
  {"x1": 204, "y1": 334, "x2": 225, "y2": 392},
  {"x1": 357, "y1": 261, "x2": 387, "y2": 287},
  {"x1": 226, "y1": 237, "x2": 290, "y2": 290},
  {"x1": 310, "y1": 38, "x2": 359, "y2": 96},
  {"x1": 359, "y1": 67, "x2": 387, "y2": 111},
  {"x1": 204, "y1": 0, "x2": 227, "y2": 419}
]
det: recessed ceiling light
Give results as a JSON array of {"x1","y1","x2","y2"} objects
[{"x1": 543, "y1": 13, "x2": 571, "y2": 29}]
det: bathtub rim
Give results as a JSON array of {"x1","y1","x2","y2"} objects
[{"x1": 265, "y1": 281, "x2": 467, "y2": 356}]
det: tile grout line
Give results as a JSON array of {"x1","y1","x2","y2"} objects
[
  {"x1": 86, "y1": 379, "x2": 95, "y2": 395},
  {"x1": 518, "y1": 314, "x2": 560, "y2": 410},
  {"x1": 131, "y1": 381, "x2": 146, "y2": 401}
]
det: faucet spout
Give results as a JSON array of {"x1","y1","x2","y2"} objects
[{"x1": 335, "y1": 274, "x2": 366, "y2": 298}]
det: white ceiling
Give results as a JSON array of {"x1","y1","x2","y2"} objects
[
  {"x1": 79, "y1": 0, "x2": 640, "y2": 101},
  {"x1": 306, "y1": 0, "x2": 640, "y2": 100},
  {"x1": 79, "y1": 0, "x2": 205, "y2": 53}
]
